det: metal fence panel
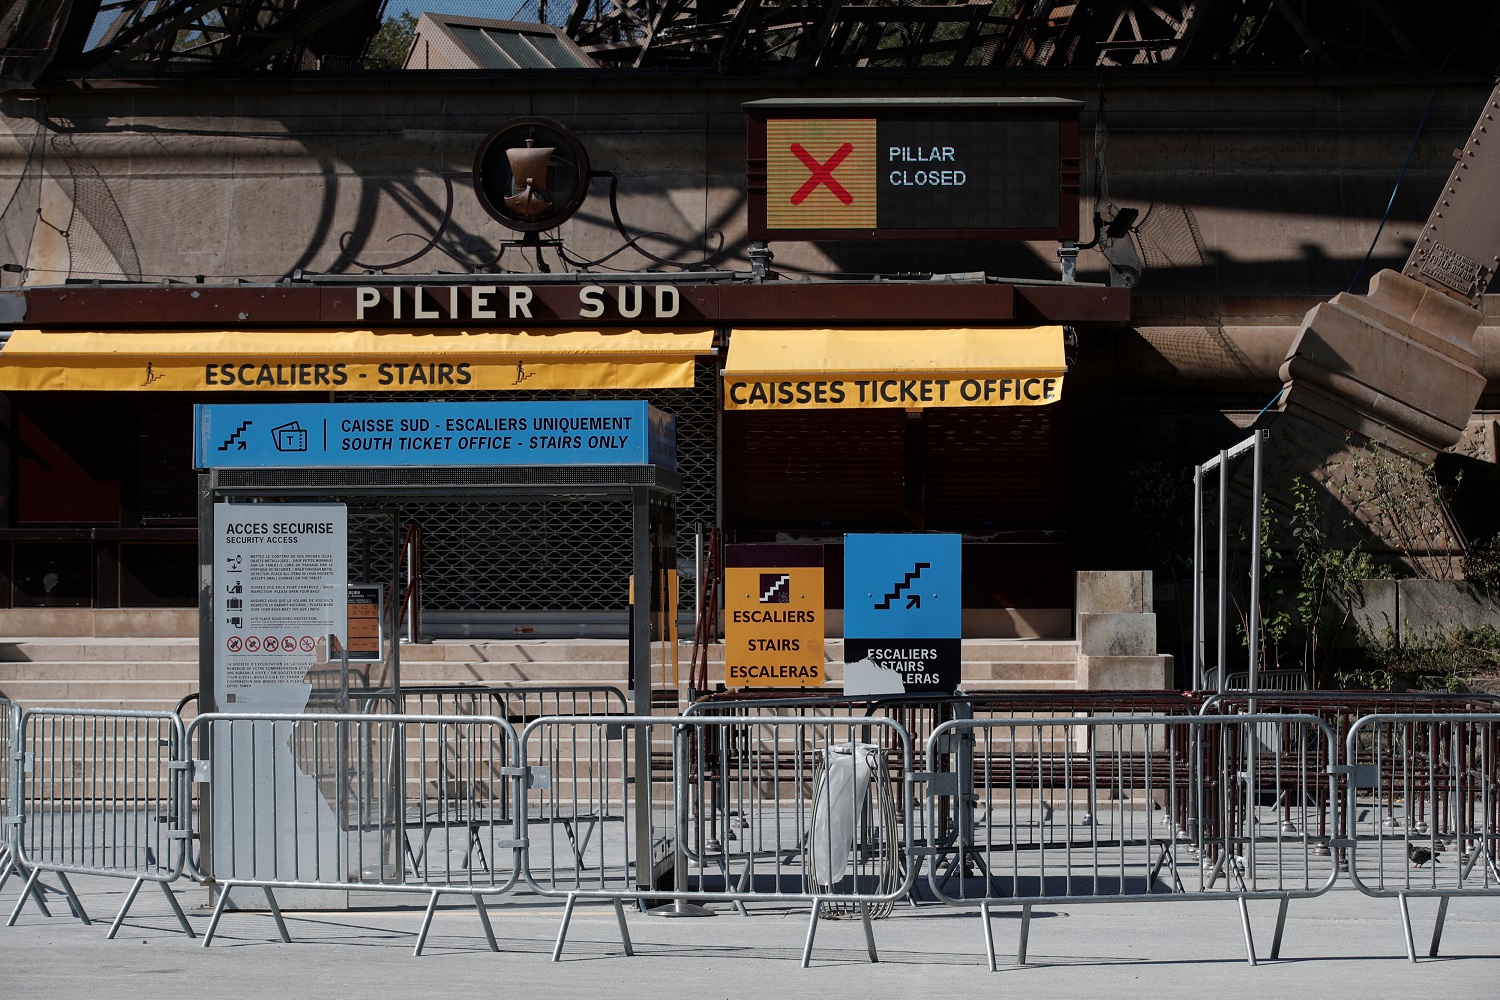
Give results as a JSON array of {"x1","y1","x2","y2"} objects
[
  {"x1": 1, "y1": 698, "x2": 16, "y2": 873},
  {"x1": 924, "y1": 713, "x2": 1339, "y2": 968},
  {"x1": 2, "y1": 698, "x2": 13, "y2": 854},
  {"x1": 6, "y1": 707, "x2": 192, "y2": 937},
  {"x1": 186, "y1": 711, "x2": 523, "y2": 891},
  {"x1": 184, "y1": 712, "x2": 523, "y2": 952},
  {"x1": 1343, "y1": 712, "x2": 1500, "y2": 961},
  {"x1": 521, "y1": 714, "x2": 915, "y2": 966},
  {"x1": 685, "y1": 692, "x2": 958, "y2": 854},
  {"x1": 351, "y1": 684, "x2": 629, "y2": 726}
]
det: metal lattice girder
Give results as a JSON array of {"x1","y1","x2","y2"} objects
[
  {"x1": 30, "y1": 0, "x2": 384, "y2": 77},
  {"x1": 561, "y1": 0, "x2": 1500, "y2": 71},
  {"x1": 567, "y1": 1, "x2": 1034, "y2": 70}
]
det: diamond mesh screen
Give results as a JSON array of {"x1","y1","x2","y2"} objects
[{"x1": 337, "y1": 356, "x2": 718, "y2": 617}]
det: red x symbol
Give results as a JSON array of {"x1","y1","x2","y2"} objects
[{"x1": 790, "y1": 143, "x2": 855, "y2": 206}]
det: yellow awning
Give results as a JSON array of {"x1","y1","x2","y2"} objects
[
  {"x1": 722, "y1": 327, "x2": 1065, "y2": 410},
  {"x1": 0, "y1": 327, "x2": 714, "y2": 392}
]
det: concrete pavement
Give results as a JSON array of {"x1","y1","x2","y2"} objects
[{"x1": 2, "y1": 875, "x2": 1497, "y2": 999}]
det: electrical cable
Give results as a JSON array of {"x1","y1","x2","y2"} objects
[{"x1": 1346, "y1": 46, "x2": 1465, "y2": 294}]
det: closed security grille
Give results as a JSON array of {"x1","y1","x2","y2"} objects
[
  {"x1": 724, "y1": 409, "x2": 907, "y2": 529},
  {"x1": 924, "y1": 407, "x2": 1062, "y2": 527},
  {"x1": 339, "y1": 356, "x2": 717, "y2": 621}
]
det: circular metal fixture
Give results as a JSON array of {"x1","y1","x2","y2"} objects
[{"x1": 472, "y1": 117, "x2": 591, "y2": 233}]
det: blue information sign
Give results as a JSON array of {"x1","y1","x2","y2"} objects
[
  {"x1": 843, "y1": 534, "x2": 961, "y2": 638},
  {"x1": 844, "y1": 533, "x2": 962, "y2": 693},
  {"x1": 195, "y1": 401, "x2": 675, "y2": 470}
]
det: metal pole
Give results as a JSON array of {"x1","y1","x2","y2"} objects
[
  {"x1": 196, "y1": 473, "x2": 216, "y2": 879},
  {"x1": 1248, "y1": 431, "x2": 1264, "y2": 710},
  {"x1": 632, "y1": 487, "x2": 654, "y2": 894},
  {"x1": 1217, "y1": 450, "x2": 1228, "y2": 696},
  {"x1": 648, "y1": 724, "x2": 713, "y2": 917},
  {"x1": 1192, "y1": 466, "x2": 1204, "y2": 691}
]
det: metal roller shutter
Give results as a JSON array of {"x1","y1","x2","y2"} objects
[
  {"x1": 923, "y1": 407, "x2": 1065, "y2": 528},
  {"x1": 725, "y1": 409, "x2": 907, "y2": 529}
]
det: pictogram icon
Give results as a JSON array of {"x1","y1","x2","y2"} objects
[{"x1": 790, "y1": 142, "x2": 855, "y2": 205}]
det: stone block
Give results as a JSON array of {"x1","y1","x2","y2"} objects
[
  {"x1": 1078, "y1": 612, "x2": 1157, "y2": 657},
  {"x1": 1397, "y1": 580, "x2": 1500, "y2": 639},
  {"x1": 1078, "y1": 654, "x2": 1172, "y2": 690},
  {"x1": 1076, "y1": 570, "x2": 1153, "y2": 615},
  {"x1": 1346, "y1": 578, "x2": 1398, "y2": 644}
]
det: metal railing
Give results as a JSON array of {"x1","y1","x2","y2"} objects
[
  {"x1": 923, "y1": 713, "x2": 1339, "y2": 969},
  {"x1": 521, "y1": 714, "x2": 915, "y2": 967},
  {"x1": 0, "y1": 697, "x2": 23, "y2": 903},
  {"x1": 4, "y1": 693, "x2": 1498, "y2": 970},
  {"x1": 1223, "y1": 669, "x2": 1310, "y2": 692},
  {"x1": 351, "y1": 684, "x2": 629, "y2": 727},
  {"x1": 1343, "y1": 712, "x2": 1500, "y2": 962},
  {"x1": 5, "y1": 707, "x2": 193, "y2": 939},
  {"x1": 184, "y1": 711, "x2": 523, "y2": 955}
]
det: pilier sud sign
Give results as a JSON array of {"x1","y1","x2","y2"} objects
[{"x1": 195, "y1": 400, "x2": 676, "y2": 470}]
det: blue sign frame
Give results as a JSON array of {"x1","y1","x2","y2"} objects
[
  {"x1": 195, "y1": 401, "x2": 675, "y2": 470},
  {"x1": 843, "y1": 533, "x2": 961, "y2": 639}
]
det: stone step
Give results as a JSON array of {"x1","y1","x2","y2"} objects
[
  {"x1": 0, "y1": 608, "x2": 197, "y2": 638},
  {"x1": 1, "y1": 639, "x2": 201, "y2": 663},
  {"x1": 0, "y1": 661, "x2": 200, "y2": 680},
  {"x1": 0, "y1": 679, "x2": 198, "y2": 703}
]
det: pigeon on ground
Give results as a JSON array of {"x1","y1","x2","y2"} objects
[{"x1": 1408, "y1": 843, "x2": 1442, "y2": 868}]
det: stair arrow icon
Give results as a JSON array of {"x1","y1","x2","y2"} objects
[{"x1": 906, "y1": 593, "x2": 920, "y2": 609}]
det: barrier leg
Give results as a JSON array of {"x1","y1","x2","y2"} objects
[
  {"x1": 1018, "y1": 903, "x2": 1032, "y2": 966},
  {"x1": 5, "y1": 865, "x2": 42, "y2": 926},
  {"x1": 719, "y1": 857, "x2": 749, "y2": 917},
  {"x1": 202, "y1": 884, "x2": 232, "y2": 947},
  {"x1": 106, "y1": 877, "x2": 146, "y2": 940},
  {"x1": 0, "y1": 848, "x2": 12, "y2": 896},
  {"x1": 1398, "y1": 893, "x2": 1417, "y2": 964},
  {"x1": 21, "y1": 866, "x2": 52, "y2": 918},
  {"x1": 980, "y1": 901, "x2": 997, "y2": 972},
  {"x1": 263, "y1": 887, "x2": 290, "y2": 944},
  {"x1": 800, "y1": 902, "x2": 820, "y2": 969},
  {"x1": 1238, "y1": 895, "x2": 1257, "y2": 966},
  {"x1": 473, "y1": 895, "x2": 498, "y2": 953},
  {"x1": 1269, "y1": 895, "x2": 1289, "y2": 960},
  {"x1": 53, "y1": 873, "x2": 88, "y2": 925},
  {"x1": 1429, "y1": 895, "x2": 1450, "y2": 958},
  {"x1": 159, "y1": 881, "x2": 195, "y2": 939},
  {"x1": 612, "y1": 897, "x2": 633, "y2": 957},
  {"x1": 413, "y1": 890, "x2": 441, "y2": 957},
  {"x1": 551, "y1": 892, "x2": 577, "y2": 962},
  {"x1": 859, "y1": 902, "x2": 878, "y2": 964}
]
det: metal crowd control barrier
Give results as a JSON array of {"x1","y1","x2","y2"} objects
[
  {"x1": 352, "y1": 684, "x2": 629, "y2": 726},
  {"x1": 1202, "y1": 692, "x2": 1500, "y2": 863},
  {"x1": 1224, "y1": 669, "x2": 1310, "y2": 692},
  {"x1": 521, "y1": 715, "x2": 915, "y2": 967},
  {"x1": 923, "y1": 713, "x2": 1339, "y2": 970},
  {"x1": 1343, "y1": 712, "x2": 1500, "y2": 962},
  {"x1": 0, "y1": 696, "x2": 29, "y2": 905},
  {"x1": 5, "y1": 708, "x2": 193, "y2": 939},
  {"x1": 184, "y1": 712, "x2": 523, "y2": 955},
  {"x1": 686, "y1": 690, "x2": 961, "y2": 866}
]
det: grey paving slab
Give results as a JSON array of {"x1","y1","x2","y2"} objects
[{"x1": 2, "y1": 876, "x2": 1497, "y2": 999}]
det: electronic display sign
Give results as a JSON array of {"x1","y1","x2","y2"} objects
[{"x1": 747, "y1": 98, "x2": 1080, "y2": 242}]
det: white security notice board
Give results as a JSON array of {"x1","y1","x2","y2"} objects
[
  {"x1": 211, "y1": 502, "x2": 349, "y2": 892},
  {"x1": 213, "y1": 503, "x2": 348, "y2": 711}
]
